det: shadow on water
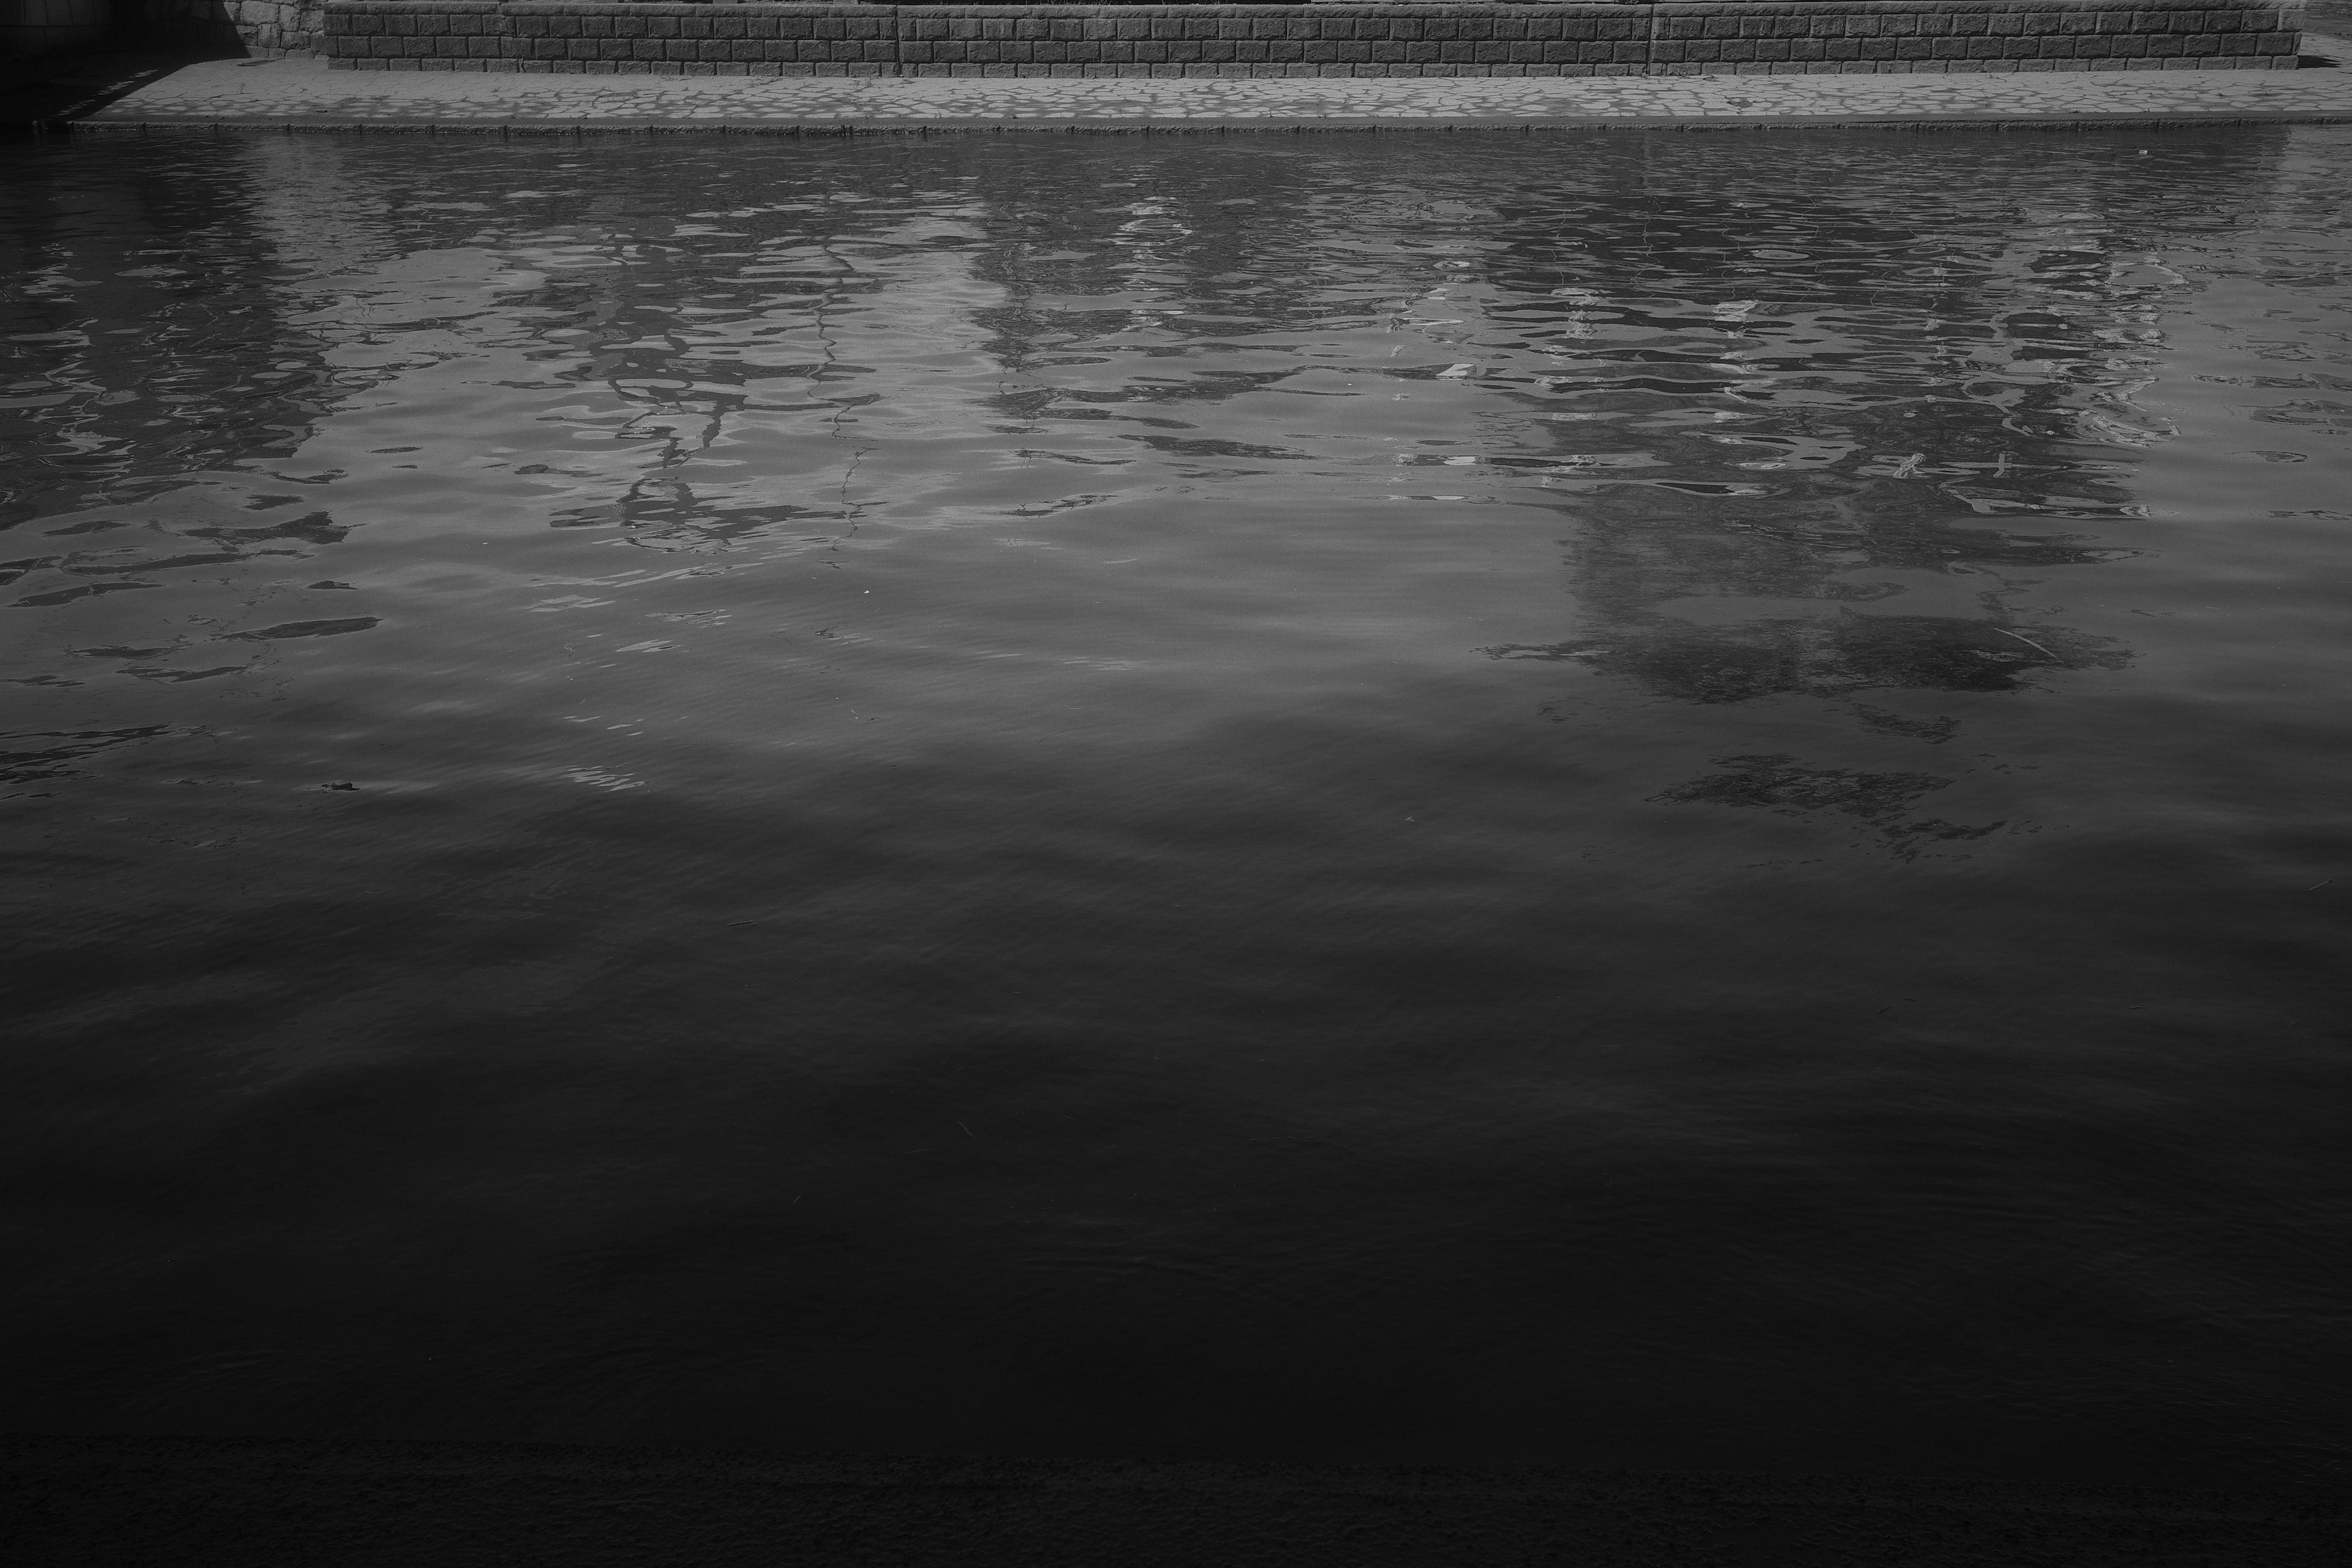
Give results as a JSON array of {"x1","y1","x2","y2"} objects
[{"x1": 2, "y1": 129, "x2": 2351, "y2": 1493}]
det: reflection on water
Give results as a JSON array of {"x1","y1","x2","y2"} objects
[{"x1": 4, "y1": 130, "x2": 2350, "y2": 1490}]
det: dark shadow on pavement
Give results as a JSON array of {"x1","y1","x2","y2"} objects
[{"x1": 4, "y1": 50, "x2": 244, "y2": 132}]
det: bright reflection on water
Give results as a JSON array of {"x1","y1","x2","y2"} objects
[{"x1": 4, "y1": 130, "x2": 2350, "y2": 1488}]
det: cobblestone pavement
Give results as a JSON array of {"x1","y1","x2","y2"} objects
[{"x1": 78, "y1": 45, "x2": 2352, "y2": 130}]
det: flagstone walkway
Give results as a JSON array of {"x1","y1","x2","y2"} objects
[{"x1": 71, "y1": 43, "x2": 2352, "y2": 131}]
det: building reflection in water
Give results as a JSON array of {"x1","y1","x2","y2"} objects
[
  {"x1": 908, "y1": 135, "x2": 2274, "y2": 856},
  {"x1": 2, "y1": 138, "x2": 386, "y2": 784},
  {"x1": 4, "y1": 134, "x2": 2276, "y2": 832},
  {"x1": 1473, "y1": 179, "x2": 2162, "y2": 707}
]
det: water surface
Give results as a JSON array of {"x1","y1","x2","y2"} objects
[{"x1": 4, "y1": 129, "x2": 2350, "y2": 1490}]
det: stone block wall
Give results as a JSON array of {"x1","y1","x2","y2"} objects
[
  {"x1": 310, "y1": 1, "x2": 2304, "y2": 77},
  {"x1": 1644, "y1": 0, "x2": 2302, "y2": 72}
]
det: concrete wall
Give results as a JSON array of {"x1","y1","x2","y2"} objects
[
  {"x1": 4, "y1": 0, "x2": 112, "y2": 58},
  {"x1": 320, "y1": 1, "x2": 2306, "y2": 77},
  {"x1": 107, "y1": 0, "x2": 323, "y2": 53}
]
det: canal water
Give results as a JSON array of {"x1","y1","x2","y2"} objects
[{"x1": 4, "y1": 129, "x2": 2347, "y2": 1490}]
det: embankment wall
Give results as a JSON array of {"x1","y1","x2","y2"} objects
[
  {"x1": 318, "y1": 1, "x2": 2307, "y2": 77},
  {"x1": 24, "y1": 0, "x2": 2298, "y2": 74}
]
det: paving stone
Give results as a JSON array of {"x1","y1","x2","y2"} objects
[{"x1": 74, "y1": 40, "x2": 2352, "y2": 127}]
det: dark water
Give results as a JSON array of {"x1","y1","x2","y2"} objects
[{"x1": 4, "y1": 128, "x2": 2349, "y2": 1491}]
